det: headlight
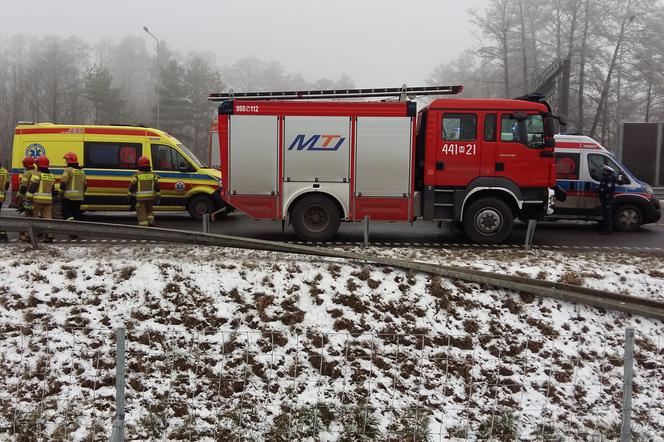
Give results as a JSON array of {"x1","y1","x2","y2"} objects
[{"x1": 644, "y1": 184, "x2": 654, "y2": 195}]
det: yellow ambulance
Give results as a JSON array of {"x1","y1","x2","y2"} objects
[{"x1": 10, "y1": 123, "x2": 226, "y2": 219}]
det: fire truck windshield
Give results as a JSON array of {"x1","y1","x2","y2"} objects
[{"x1": 500, "y1": 114, "x2": 546, "y2": 148}]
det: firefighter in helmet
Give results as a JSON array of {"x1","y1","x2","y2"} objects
[
  {"x1": 128, "y1": 156, "x2": 160, "y2": 227},
  {"x1": 0, "y1": 159, "x2": 9, "y2": 241},
  {"x1": 16, "y1": 157, "x2": 39, "y2": 241},
  {"x1": 598, "y1": 164, "x2": 617, "y2": 234},
  {"x1": 60, "y1": 152, "x2": 87, "y2": 221},
  {"x1": 24, "y1": 156, "x2": 57, "y2": 242}
]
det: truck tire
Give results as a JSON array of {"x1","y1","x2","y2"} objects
[
  {"x1": 187, "y1": 194, "x2": 214, "y2": 220},
  {"x1": 614, "y1": 204, "x2": 642, "y2": 232},
  {"x1": 291, "y1": 194, "x2": 341, "y2": 242},
  {"x1": 462, "y1": 197, "x2": 513, "y2": 244}
]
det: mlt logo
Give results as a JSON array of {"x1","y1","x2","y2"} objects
[{"x1": 288, "y1": 134, "x2": 345, "y2": 151}]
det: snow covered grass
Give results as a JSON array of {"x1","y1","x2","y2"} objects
[{"x1": 0, "y1": 244, "x2": 663, "y2": 441}]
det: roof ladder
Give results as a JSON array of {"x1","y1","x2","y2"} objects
[{"x1": 208, "y1": 84, "x2": 463, "y2": 101}]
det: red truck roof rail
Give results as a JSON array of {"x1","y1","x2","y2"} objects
[{"x1": 208, "y1": 84, "x2": 463, "y2": 101}]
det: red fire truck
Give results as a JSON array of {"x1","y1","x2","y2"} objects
[{"x1": 208, "y1": 85, "x2": 558, "y2": 244}]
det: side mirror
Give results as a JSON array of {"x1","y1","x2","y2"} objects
[
  {"x1": 558, "y1": 114, "x2": 568, "y2": 126},
  {"x1": 544, "y1": 116, "x2": 555, "y2": 136},
  {"x1": 617, "y1": 174, "x2": 630, "y2": 185},
  {"x1": 544, "y1": 137, "x2": 555, "y2": 148},
  {"x1": 179, "y1": 162, "x2": 190, "y2": 173}
]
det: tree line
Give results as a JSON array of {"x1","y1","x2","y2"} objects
[
  {"x1": 0, "y1": 35, "x2": 354, "y2": 165},
  {"x1": 427, "y1": 0, "x2": 664, "y2": 151},
  {"x1": 2, "y1": 0, "x2": 662, "y2": 165}
]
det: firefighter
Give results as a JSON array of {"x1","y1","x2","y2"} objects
[
  {"x1": 60, "y1": 152, "x2": 86, "y2": 221},
  {"x1": 0, "y1": 159, "x2": 9, "y2": 241},
  {"x1": 24, "y1": 156, "x2": 57, "y2": 242},
  {"x1": 128, "y1": 156, "x2": 160, "y2": 227},
  {"x1": 16, "y1": 156, "x2": 38, "y2": 241},
  {"x1": 598, "y1": 164, "x2": 617, "y2": 234}
]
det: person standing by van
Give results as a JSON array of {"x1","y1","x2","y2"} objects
[
  {"x1": 127, "y1": 156, "x2": 160, "y2": 227},
  {"x1": 16, "y1": 157, "x2": 38, "y2": 241},
  {"x1": 0, "y1": 160, "x2": 9, "y2": 241},
  {"x1": 60, "y1": 152, "x2": 86, "y2": 221},
  {"x1": 598, "y1": 165, "x2": 617, "y2": 234},
  {"x1": 25, "y1": 156, "x2": 57, "y2": 242}
]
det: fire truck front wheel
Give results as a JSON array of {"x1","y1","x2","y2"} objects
[
  {"x1": 291, "y1": 194, "x2": 341, "y2": 242},
  {"x1": 462, "y1": 197, "x2": 514, "y2": 244}
]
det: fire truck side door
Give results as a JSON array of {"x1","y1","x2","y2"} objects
[
  {"x1": 435, "y1": 112, "x2": 481, "y2": 186},
  {"x1": 553, "y1": 151, "x2": 582, "y2": 215},
  {"x1": 495, "y1": 113, "x2": 552, "y2": 188}
]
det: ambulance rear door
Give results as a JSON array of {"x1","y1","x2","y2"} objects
[{"x1": 554, "y1": 150, "x2": 582, "y2": 216}]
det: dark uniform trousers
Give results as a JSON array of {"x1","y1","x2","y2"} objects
[{"x1": 62, "y1": 199, "x2": 83, "y2": 221}]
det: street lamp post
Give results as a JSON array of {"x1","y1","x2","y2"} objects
[{"x1": 143, "y1": 26, "x2": 160, "y2": 128}]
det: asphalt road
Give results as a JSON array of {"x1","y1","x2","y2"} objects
[{"x1": 3, "y1": 208, "x2": 663, "y2": 250}]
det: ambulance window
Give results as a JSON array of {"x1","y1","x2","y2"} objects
[
  {"x1": 555, "y1": 152, "x2": 580, "y2": 180},
  {"x1": 442, "y1": 114, "x2": 476, "y2": 141},
  {"x1": 588, "y1": 154, "x2": 622, "y2": 181},
  {"x1": 151, "y1": 144, "x2": 193, "y2": 172},
  {"x1": 84, "y1": 142, "x2": 141, "y2": 169},
  {"x1": 484, "y1": 114, "x2": 497, "y2": 141}
]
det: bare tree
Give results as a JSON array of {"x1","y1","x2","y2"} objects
[{"x1": 470, "y1": 0, "x2": 516, "y2": 97}]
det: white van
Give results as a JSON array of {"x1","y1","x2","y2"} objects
[{"x1": 551, "y1": 134, "x2": 661, "y2": 230}]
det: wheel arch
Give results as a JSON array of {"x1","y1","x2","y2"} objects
[
  {"x1": 285, "y1": 190, "x2": 347, "y2": 221},
  {"x1": 459, "y1": 188, "x2": 520, "y2": 222}
]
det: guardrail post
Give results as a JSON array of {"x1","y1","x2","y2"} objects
[
  {"x1": 28, "y1": 226, "x2": 39, "y2": 250},
  {"x1": 202, "y1": 213, "x2": 210, "y2": 234},
  {"x1": 363, "y1": 215, "x2": 370, "y2": 247},
  {"x1": 620, "y1": 328, "x2": 635, "y2": 442},
  {"x1": 524, "y1": 219, "x2": 537, "y2": 249},
  {"x1": 110, "y1": 326, "x2": 126, "y2": 442}
]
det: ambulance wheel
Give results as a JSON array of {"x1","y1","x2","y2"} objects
[
  {"x1": 614, "y1": 204, "x2": 642, "y2": 232},
  {"x1": 291, "y1": 194, "x2": 340, "y2": 242},
  {"x1": 462, "y1": 197, "x2": 513, "y2": 244},
  {"x1": 187, "y1": 195, "x2": 214, "y2": 220}
]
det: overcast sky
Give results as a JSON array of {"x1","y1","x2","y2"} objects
[{"x1": 0, "y1": 0, "x2": 489, "y2": 87}]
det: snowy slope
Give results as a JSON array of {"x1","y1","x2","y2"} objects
[{"x1": 0, "y1": 244, "x2": 662, "y2": 441}]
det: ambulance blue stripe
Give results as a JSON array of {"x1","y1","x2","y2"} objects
[
  {"x1": 11, "y1": 168, "x2": 216, "y2": 181},
  {"x1": 557, "y1": 179, "x2": 647, "y2": 194}
]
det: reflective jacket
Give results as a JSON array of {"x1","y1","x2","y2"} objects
[
  {"x1": 0, "y1": 167, "x2": 8, "y2": 203},
  {"x1": 128, "y1": 171, "x2": 160, "y2": 202},
  {"x1": 60, "y1": 166, "x2": 86, "y2": 201},
  {"x1": 26, "y1": 170, "x2": 57, "y2": 204},
  {"x1": 18, "y1": 168, "x2": 39, "y2": 200}
]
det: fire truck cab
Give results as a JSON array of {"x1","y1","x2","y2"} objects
[{"x1": 210, "y1": 86, "x2": 558, "y2": 244}]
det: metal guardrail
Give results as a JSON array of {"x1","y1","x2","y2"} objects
[
  {"x1": 2, "y1": 216, "x2": 664, "y2": 321},
  {"x1": 654, "y1": 187, "x2": 664, "y2": 199}
]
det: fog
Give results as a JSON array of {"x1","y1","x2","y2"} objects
[{"x1": 0, "y1": 0, "x2": 489, "y2": 87}]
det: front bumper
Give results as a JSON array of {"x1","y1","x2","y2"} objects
[{"x1": 644, "y1": 196, "x2": 661, "y2": 224}]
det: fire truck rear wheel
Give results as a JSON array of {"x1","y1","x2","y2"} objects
[
  {"x1": 291, "y1": 194, "x2": 341, "y2": 242},
  {"x1": 187, "y1": 194, "x2": 214, "y2": 220},
  {"x1": 462, "y1": 197, "x2": 513, "y2": 244}
]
